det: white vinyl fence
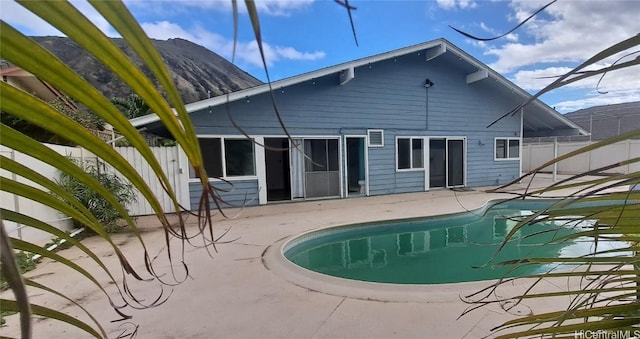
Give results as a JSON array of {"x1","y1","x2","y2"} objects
[
  {"x1": 1, "y1": 144, "x2": 189, "y2": 244},
  {"x1": 522, "y1": 139, "x2": 640, "y2": 175},
  {"x1": 115, "y1": 146, "x2": 190, "y2": 216}
]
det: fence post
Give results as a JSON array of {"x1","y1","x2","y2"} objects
[{"x1": 10, "y1": 148, "x2": 23, "y2": 240}]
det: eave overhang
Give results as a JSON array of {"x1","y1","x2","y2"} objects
[{"x1": 130, "y1": 38, "x2": 589, "y2": 139}]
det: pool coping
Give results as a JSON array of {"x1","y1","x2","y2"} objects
[
  {"x1": 262, "y1": 233, "x2": 505, "y2": 303},
  {"x1": 261, "y1": 198, "x2": 526, "y2": 303},
  {"x1": 261, "y1": 196, "x2": 614, "y2": 303}
]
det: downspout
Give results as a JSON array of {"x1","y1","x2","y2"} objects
[
  {"x1": 553, "y1": 136, "x2": 558, "y2": 182},
  {"x1": 519, "y1": 108, "x2": 524, "y2": 180}
]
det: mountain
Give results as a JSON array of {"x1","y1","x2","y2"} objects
[{"x1": 31, "y1": 36, "x2": 262, "y2": 104}]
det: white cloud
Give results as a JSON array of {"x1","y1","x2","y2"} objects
[
  {"x1": 141, "y1": 21, "x2": 325, "y2": 68},
  {"x1": 479, "y1": 1, "x2": 640, "y2": 111},
  {"x1": 504, "y1": 33, "x2": 518, "y2": 42},
  {"x1": 478, "y1": 22, "x2": 518, "y2": 42},
  {"x1": 486, "y1": 1, "x2": 640, "y2": 73},
  {"x1": 512, "y1": 67, "x2": 575, "y2": 91},
  {"x1": 144, "y1": 0, "x2": 314, "y2": 16},
  {"x1": 436, "y1": 0, "x2": 477, "y2": 10},
  {"x1": 513, "y1": 61, "x2": 640, "y2": 93},
  {"x1": 0, "y1": 1, "x2": 118, "y2": 37},
  {"x1": 554, "y1": 91, "x2": 640, "y2": 113},
  {"x1": 274, "y1": 46, "x2": 326, "y2": 61},
  {"x1": 0, "y1": 1, "x2": 62, "y2": 36}
]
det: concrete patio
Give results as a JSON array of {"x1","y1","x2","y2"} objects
[{"x1": 1, "y1": 174, "x2": 601, "y2": 338}]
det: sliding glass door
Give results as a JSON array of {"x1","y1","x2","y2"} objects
[
  {"x1": 289, "y1": 138, "x2": 340, "y2": 199},
  {"x1": 447, "y1": 139, "x2": 464, "y2": 187},
  {"x1": 429, "y1": 138, "x2": 465, "y2": 188}
]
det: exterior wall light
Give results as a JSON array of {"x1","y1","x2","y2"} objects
[{"x1": 425, "y1": 79, "x2": 434, "y2": 88}]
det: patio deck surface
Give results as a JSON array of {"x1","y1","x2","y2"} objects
[{"x1": 1, "y1": 174, "x2": 601, "y2": 338}]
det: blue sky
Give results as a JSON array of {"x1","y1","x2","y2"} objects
[{"x1": 2, "y1": 0, "x2": 639, "y2": 113}]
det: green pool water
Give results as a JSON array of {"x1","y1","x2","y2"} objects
[{"x1": 284, "y1": 199, "x2": 622, "y2": 284}]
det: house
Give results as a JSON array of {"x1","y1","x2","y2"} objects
[
  {"x1": 1, "y1": 64, "x2": 115, "y2": 142},
  {"x1": 1, "y1": 64, "x2": 76, "y2": 106},
  {"x1": 131, "y1": 39, "x2": 587, "y2": 209},
  {"x1": 530, "y1": 101, "x2": 640, "y2": 142}
]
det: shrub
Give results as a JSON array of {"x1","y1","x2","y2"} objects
[{"x1": 57, "y1": 158, "x2": 137, "y2": 233}]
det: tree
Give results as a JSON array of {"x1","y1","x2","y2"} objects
[
  {"x1": 1, "y1": 97, "x2": 103, "y2": 145},
  {"x1": 111, "y1": 93, "x2": 152, "y2": 119}
]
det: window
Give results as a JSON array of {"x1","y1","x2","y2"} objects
[
  {"x1": 495, "y1": 138, "x2": 520, "y2": 160},
  {"x1": 198, "y1": 138, "x2": 223, "y2": 177},
  {"x1": 367, "y1": 129, "x2": 384, "y2": 147},
  {"x1": 191, "y1": 137, "x2": 255, "y2": 178},
  {"x1": 397, "y1": 137, "x2": 424, "y2": 170},
  {"x1": 304, "y1": 139, "x2": 339, "y2": 172},
  {"x1": 224, "y1": 139, "x2": 255, "y2": 176}
]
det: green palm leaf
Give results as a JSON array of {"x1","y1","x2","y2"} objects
[{"x1": 0, "y1": 0, "x2": 225, "y2": 337}]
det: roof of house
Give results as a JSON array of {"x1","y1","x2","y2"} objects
[
  {"x1": 1, "y1": 66, "x2": 77, "y2": 109},
  {"x1": 562, "y1": 101, "x2": 640, "y2": 141},
  {"x1": 566, "y1": 101, "x2": 640, "y2": 121},
  {"x1": 130, "y1": 38, "x2": 587, "y2": 138}
]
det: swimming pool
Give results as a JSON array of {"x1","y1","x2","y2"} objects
[{"x1": 283, "y1": 199, "x2": 623, "y2": 284}]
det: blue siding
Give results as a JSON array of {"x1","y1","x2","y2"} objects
[
  {"x1": 368, "y1": 131, "x2": 425, "y2": 195},
  {"x1": 189, "y1": 179, "x2": 259, "y2": 210},
  {"x1": 185, "y1": 50, "x2": 523, "y2": 201}
]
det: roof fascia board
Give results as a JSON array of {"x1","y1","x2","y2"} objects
[
  {"x1": 130, "y1": 38, "x2": 587, "y2": 137},
  {"x1": 131, "y1": 40, "x2": 446, "y2": 127},
  {"x1": 544, "y1": 105, "x2": 589, "y2": 135},
  {"x1": 443, "y1": 40, "x2": 589, "y2": 136},
  {"x1": 184, "y1": 40, "x2": 445, "y2": 111},
  {"x1": 524, "y1": 128, "x2": 584, "y2": 138}
]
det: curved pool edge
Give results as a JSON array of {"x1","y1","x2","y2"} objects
[
  {"x1": 262, "y1": 197, "x2": 511, "y2": 303},
  {"x1": 263, "y1": 234, "x2": 508, "y2": 303},
  {"x1": 261, "y1": 197, "x2": 600, "y2": 301}
]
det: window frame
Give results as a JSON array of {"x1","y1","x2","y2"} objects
[
  {"x1": 494, "y1": 137, "x2": 520, "y2": 161},
  {"x1": 367, "y1": 129, "x2": 384, "y2": 147},
  {"x1": 396, "y1": 136, "x2": 425, "y2": 171},
  {"x1": 190, "y1": 136, "x2": 257, "y2": 180}
]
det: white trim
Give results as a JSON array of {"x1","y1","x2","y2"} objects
[
  {"x1": 494, "y1": 137, "x2": 521, "y2": 161},
  {"x1": 190, "y1": 176, "x2": 258, "y2": 183},
  {"x1": 426, "y1": 136, "x2": 467, "y2": 189},
  {"x1": 254, "y1": 136, "x2": 267, "y2": 205},
  {"x1": 519, "y1": 108, "x2": 524, "y2": 177},
  {"x1": 340, "y1": 67, "x2": 355, "y2": 85},
  {"x1": 189, "y1": 135, "x2": 258, "y2": 181},
  {"x1": 365, "y1": 141, "x2": 370, "y2": 196},
  {"x1": 220, "y1": 138, "x2": 228, "y2": 177},
  {"x1": 445, "y1": 137, "x2": 467, "y2": 188},
  {"x1": 395, "y1": 136, "x2": 425, "y2": 172},
  {"x1": 466, "y1": 68, "x2": 488, "y2": 84},
  {"x1": 291, "y1": 135, "x2": 343, "y2": 200},
  {"x1": 338, "y1": 138, "x2": 344, "y2": 199},
  {"x1": 367, "y1": 129, "x2": 384, "y2": 147},
  {"x1": 424, "y1": 139, "x2": 430, "y2": 191},
  {"x1": 426, "y1": 43, "x2": 446, "y2": 61},
  {"x1": 129, "y1": 39, "x2": 586, "y2": 138},
  {"x1": 289, "y1": 138, "x2": 301, "y2": 200}
]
